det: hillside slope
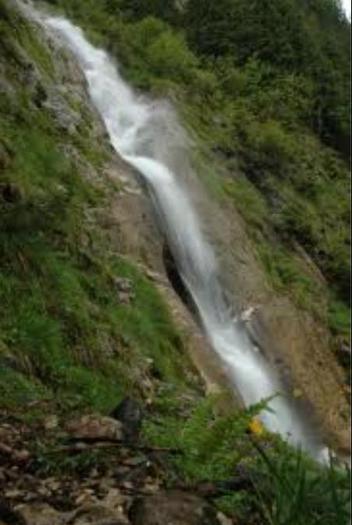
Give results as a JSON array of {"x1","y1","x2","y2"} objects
[
  {"x1": 39, "y1": 0, "x2": 350, "y2": 452},
  {"x1": 0, "y1": 1, "x2": 350, "y2": 524}
]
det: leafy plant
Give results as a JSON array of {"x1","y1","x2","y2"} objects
[{"x1": 253, "y1": 442, "x2": 351, "y2": 525}]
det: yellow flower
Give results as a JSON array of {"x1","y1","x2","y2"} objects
[{"x1": 248, "y1": 417, "x2": 264, "y2": 436}]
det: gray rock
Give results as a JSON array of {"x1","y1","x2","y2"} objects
[
  {"x1": 65, "y1": 415, "x2": 124, "y2": 441},
  {"x1": 15, "y1": 503, "x2": 68, "y2": 525},
  {"x1": 113, "y1": 278, "x2": 135, "y2": 305},
  {"x1": 70, "y1": 504, "x2": 127, "y2": 525},
  {"x1": 42, "y1": 89, "x2": 80, "y2": 135},
  {"x1": 110, "y1": 398, "x2": 143, "y2": 442},
  {"x1": 129, "y1": 490, "x2": 222, "y2": 525}
]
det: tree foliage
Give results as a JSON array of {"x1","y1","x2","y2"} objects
[{"x1": 184, "y1": 0, "x2": 350, "y2": 156}]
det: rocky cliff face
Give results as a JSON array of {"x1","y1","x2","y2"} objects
[{"x1": 205, "y1": 195, "x2": 349, "y2": 453}]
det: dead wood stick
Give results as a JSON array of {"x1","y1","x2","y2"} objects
[{"x1": 45, "y1": 441, "x2": 182, "y2": 455}]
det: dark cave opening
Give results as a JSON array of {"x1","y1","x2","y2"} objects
[{"x1": 162, "y1": 242, "x2": 198, "y2": 318}]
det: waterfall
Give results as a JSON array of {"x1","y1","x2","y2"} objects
[{"x1": 40, "y1": 14, "x2": 328, "y2": 462}]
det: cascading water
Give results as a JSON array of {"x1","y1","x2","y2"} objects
[{"x1": 40, "y1": 14, "x2": 328, "y2": 461}]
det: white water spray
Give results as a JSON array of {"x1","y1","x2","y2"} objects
[{"x1": 42, "y1": 15, "x2": 328, "y2": 461}]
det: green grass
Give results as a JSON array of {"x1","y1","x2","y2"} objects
[
  {"x1": 0, "y1": 0, "x2": 197, "y2": 419},
  {"x1": 144, "y1": 394, "x2": 264, "y2": 481},
  {"x1": 143, "y1": 393, "x2": 350, "y2": 524},
  {"x1": 0, "y1": 365, "x2": 51, "y2": 409},
  {"x1": 0, "y1": 0, "x2": 54, "y2": 77},
  {"x1": 257, "y1": 243, "x2": 320, "y2": 311},
  {"x1": 223, "y1": 176, "x2": 269, "y2": 232},
  {"x1": 251, "y1": 444, "x2": 350, "y2": 525},
  {"x1": 328, "y1": 299, "x2": 351, "y2": 339}
]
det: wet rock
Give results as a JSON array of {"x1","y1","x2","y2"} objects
[
  {"x1": 254, "y1": 299, "x2": 350, "y2": 453},
  {"x1": 66, "y1": 415, "x2": 123, "y2": 441},
  {"x1": 129, "y1": 490, "x2": 222, "y2": 525},
  {"x1": 163, "y1": 243, "x2": 195, "y2": 312},
  {"x1": 239, "y1": 305, "x2": 259, "y2": 323},
  {"x1": 110, "y1": 398, "x2": 143, "y2": 442}
]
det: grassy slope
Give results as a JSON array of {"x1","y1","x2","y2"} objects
[{"x1": 0, "y1": 0, "x2": 198, "y2": 417}]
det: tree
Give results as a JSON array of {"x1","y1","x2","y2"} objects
[
  {"x1": 184, "y1": 0, "x2": 350, "y2": 158},
  {"x1": 184, "y1": 0, "x2": 310, "y2": 69},
  {"x1": 117, "y1": 0, "x2": 178, "y2": 23}
]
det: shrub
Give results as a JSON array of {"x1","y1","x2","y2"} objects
[{"x1": 247, "y1": 120, "x2": 296, "y2": 175}]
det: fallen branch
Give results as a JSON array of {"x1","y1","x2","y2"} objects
[
  {"x1": 173, "y1": 478, "x2": 256, "y2": 499},
  {"x1": 45, "y1": 440, "x2": 182, "y2": 456}
]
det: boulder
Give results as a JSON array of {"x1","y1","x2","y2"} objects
[
  {"x1": 16, "y1": 503, "x2": 127, "y2": 525},
  {"x1": 70, "y1": 504, "x2": 126, "y2": 525},
  {"x1": 129, "y1": 490, "x2": 222, "y2": 525},
  {"x1": 15, "y1": 503, "x2": 67, "y2": 525},
  {"x1": 42, "y1": 89, "x2": 80, "y2": 135},
  {"x1": 110, "y1": 398, "x2": 143, "y2": 442},
  {"x1": 65, "y1": 415, "x2": 123, "y2": 441}
]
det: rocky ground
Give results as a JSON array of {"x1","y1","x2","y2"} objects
[{"x1": 0, "y1": 399, "x2": 241, "y2": 525}]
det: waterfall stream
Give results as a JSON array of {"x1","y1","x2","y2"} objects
[{"x1": 40, "y1": 14, "x2": 328, "y2": 462}]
